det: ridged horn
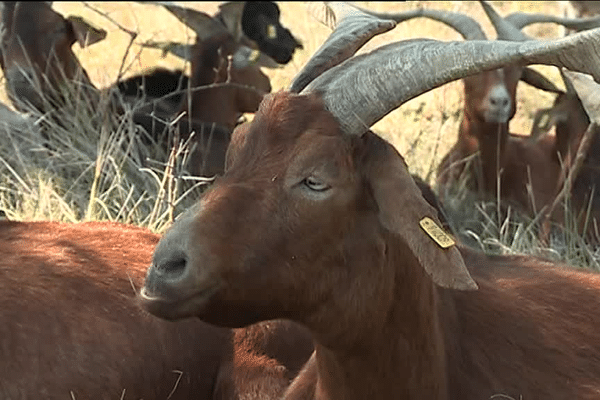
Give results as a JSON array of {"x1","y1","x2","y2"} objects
[
  {"x1": 139, "y1": 40, "x2": 194, "y2": 61},
  {"x1": 560, "y1": 68, "x2": 577, "y2": 95},
  {"x1": 351, "y1": 4, "x2": 487, "y2": 40},
  {"x1": 563, "y1": 69, "x2": 600, "y2": 124},
  {"x1": 289, "y1": 3, "x2": 397, "y2": 93},
  {"x1": 301, "y1": 29, "x2": 600, "y2": 136},
  {"x1": 215, "y1": 2, "x2": 246, "y2": 42},
  {"x1": 479, "y1": 1, "x2": 531, "y2": 41},
  {"x1": 143, "y1": 2, "x2": 228, "y2": 40},
  {"x1": 505, "y1": 12, "x2": 600, "y2": 32}
]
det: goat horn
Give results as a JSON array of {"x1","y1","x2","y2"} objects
[
  {"x1": 479, "y1": 1, "x2": 531, "y2": 41},
  {"x1": 563, "y1": 69, "x2": 600, "y2": 124},
  {"x1": 143, "y1": 2, "x2": 228, "y2": 40},
  {"x1": 302, "y1": 30, "x2": 600, "y2": 136},
  {"x1": 215, "y1": 2, "x2": 246, "y2": 42},
  {"x1": 505, "y1": 11, "x2": 600, "y2": 32},
  {"x1": 521, "y1": 67, "x2": 564, "y2": 94},
  {"x1": 560, "y1": 68, "x2": 578, "y2": 95},
  {"x1": 139, "y1": 40, "x2": 194, "y2": 61},
  {"x1": 289, "y1": 2, "x2": 397, "y2": 93},
  {"x1": 352, "y1": 4, "x2": 487, "y2": 41}
]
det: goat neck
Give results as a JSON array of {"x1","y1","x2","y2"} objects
[
  {"x1": 180, "y1": 32, "x2": 270, "y2": 130},
  {"x1": 304, "y1": 231, "x2": 449, "y2": 400},
  {"x1": 459, "y1": 102, "x2": 510, "y2": 195}
]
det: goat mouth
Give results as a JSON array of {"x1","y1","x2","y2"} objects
[
  {"x1": 484, "y1": 110, "x2": 510, "y2": 124},
  {"x1": 139, "y1": 284, "x2": 220, "y2": 321}
]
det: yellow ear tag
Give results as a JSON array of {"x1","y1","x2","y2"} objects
[
  {"x1": 419, "y1": 217, "x2": 455, "y2": 249},
  {"x1": 267, "y1": 24, "x2": 277, "y2": 39},
  {"x1": 249, "y1": 49, "x2": 261, "y2": 63},
  {"x1": 537, "y1": 113, "x2": 549, "y2": 128}
]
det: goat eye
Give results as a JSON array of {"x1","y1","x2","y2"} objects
[{"x1": 303, "y1": 176, "x2": 330, "y2": 192}]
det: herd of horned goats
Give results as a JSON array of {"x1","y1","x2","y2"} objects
[{"x1": 6, "y1": 1, "x2": 600, "y2": 399}]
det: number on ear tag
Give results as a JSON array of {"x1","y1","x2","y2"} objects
[
  {"x1": 249, "y1": 49, "x2": 260, "y2": 63},
  {"x1": 420, "y1": 217, "x2": 455, "y2": 249}
]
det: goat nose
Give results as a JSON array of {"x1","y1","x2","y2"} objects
[
  {"x1": 143, "y1": 247, "x2": 190, "y2": 301},
  {"x1": 154, "y1": 251, "x2": 188, "y2": 281},
  {"x1": 490, "y1": 96, "x2": 509, "y2": 108}
]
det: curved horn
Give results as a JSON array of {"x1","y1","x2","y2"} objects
[
  {"x1": 302, "y1": 29, "x2": 600, "y2": 136},
  {"x1": 215, "y1": 2, "x2": 246, "y2": 42},
  {"x1": 289, "y1": 3, "x2": 397, "y2": 93},
  {"x1": 139, "y1": 40, "x2": 194, "y2": 61},
  {"x1": 479, "y1": 1, "x2": 532, "y2": 41},
  {"x1": 563, "y1": 69, "x2": 600, "y2": 122},
  {"x1": 143, "y1": 2, "x2": 228, "y2": 40},
  {"x1": 351, "y1": 3, "x2": 487, "y2": 40},
  {"x1": 561, "y1": 68, "x2": 577, "y2": 95},
  {"x1": 521, "y1": 67, "x2": 564, "y2": 94},
  {"x1": 505, "y1": 12, "x2": 600, "y2": 32},
  {"x1": 291, "y1": 2, "x2": 490, "y2": 93}
]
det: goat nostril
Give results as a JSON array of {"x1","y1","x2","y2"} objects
[
  {"x1": 156, "y1": 256, "x2": 188, "y2": 279},
  {"x1": 490, "y1": 97, "x2": 509, "y2": 108}
]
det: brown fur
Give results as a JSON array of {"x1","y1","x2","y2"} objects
[
  {"x1": 179, "y1": 32, "x2": 271, "y2": 131},
  {"x1": 0, "y1": 219, "x2": 312, "y2": 399},
  {"x1": 143, "y1": 92, "x2": 600, "y2": 399}
]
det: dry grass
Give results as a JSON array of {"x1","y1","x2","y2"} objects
[{"x1": 1, "y1": 1, "x2": 598, "y2": 267}]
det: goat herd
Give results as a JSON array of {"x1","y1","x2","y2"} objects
[{"x1": 5, "y1": 1, "x2": 600, "y2": 399}]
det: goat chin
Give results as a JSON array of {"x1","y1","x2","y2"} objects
[{"x1": 483, "y1": 109, "x2": 510, "y2": 124}]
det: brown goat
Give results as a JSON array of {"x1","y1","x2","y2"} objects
[
  {"x1": 502, "y1": 10, "x2": 600, "y2": 236},
  {"x1": 142, "y1": 90, "x2": 600, "y2": 400},
  {"x1": 140, "y1": 3, "x2": 600, "y2": 399},
  {"x1": 177, "y1": 31, "x2": 271, "y2": 131},
  {"x1": 0, "y1": 2, "x2": 275, "y2": 176},
  {"x1": 0, "y1": 219, "x2": 313, "y2": 399},
  {"x1": 355, "y1": 2, "x2": 571, "y2": 216},
  {"x1": 0, "y1": 2, "x2": 105, "y2": 113},
  {"x1": 431, "y1": 2, "x2": 572, "y2": 215},
  {"x1": 0, "y1": 2, "x2": 271, "y2": 119}
]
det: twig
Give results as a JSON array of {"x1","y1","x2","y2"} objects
[
  {"x1": 82, "y1": 2, "x2": 138, "y2": 81},
  {"x1": 82, "y1": 2, "x2": 137, "y2": 38}
]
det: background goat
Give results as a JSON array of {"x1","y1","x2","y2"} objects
[
  {"x1": 354, "y1": 2, "x2": 572, "y2": 217},
  {"x1": 0, "y1": 2, "x2": 298, "y2": 176},
  {"x1": 141, "y1": 3, "x2": 600, "y2": 399},
  {"x1": 0, "y1": 219, "x2": 313, "y2": 399}
]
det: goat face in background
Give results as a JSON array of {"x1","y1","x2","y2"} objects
[
  {"x1": 463, "y1": 66, "x2": 519, "y2": 126},
  {"x1": 0, "y1": 2, "x2": 105, "y2": 112}
]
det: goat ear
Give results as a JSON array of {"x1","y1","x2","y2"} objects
[
  {"x1": 66, "y1": 16, "x2": 107, "y2": 48},
  {"x1": 364, "y1": 133, "x2": 477, "y2": 291}
]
